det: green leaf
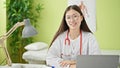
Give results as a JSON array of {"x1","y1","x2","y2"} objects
[{"x1": 6, "y1": 0, "x2": 43, "y2": 63}]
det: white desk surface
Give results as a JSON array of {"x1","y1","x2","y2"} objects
[{"x1": 0, "y1": 63, "x2": 51, "y2": 68}]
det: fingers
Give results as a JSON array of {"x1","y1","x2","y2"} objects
[{"x1": 59, "y1": 61, "x2": 69, "y2": 67}]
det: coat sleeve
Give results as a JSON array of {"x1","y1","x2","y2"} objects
[
  {"x1": 46, "y1": 37, "x2": 64, "y2": 68},
  {"x1": 88, "y1": 33, "x2": 101, "y2": 55}
]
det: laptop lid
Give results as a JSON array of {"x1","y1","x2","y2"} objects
[{"x1": 76, "y1": 55, "x2": 119, "y2": 68}]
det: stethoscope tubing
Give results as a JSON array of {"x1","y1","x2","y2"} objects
[{"x1": 64, "y1": 30, "x2": 82, "y2": 55}]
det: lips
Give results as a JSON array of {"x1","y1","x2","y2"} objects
[{"x1": 69, "y1": 22, "x2": 77, "y2": 27}]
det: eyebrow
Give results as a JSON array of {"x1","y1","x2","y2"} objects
[{"x1": 66, "y1": 13, "x2": 78, "y2": 16}]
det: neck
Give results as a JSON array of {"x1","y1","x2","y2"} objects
[{"x1": 69, "y1": 29, "x2": 80, "y2": 40}]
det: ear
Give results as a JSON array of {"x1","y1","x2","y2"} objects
[{"x1": 80, "y1": 15, "x2": 83, "y2": 21}]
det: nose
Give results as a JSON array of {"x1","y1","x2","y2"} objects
[{"x1": 70, "y1": 17, "x2": 75, "y2": 22}]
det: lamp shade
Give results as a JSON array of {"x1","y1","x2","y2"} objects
[{"x1": 22, "y1": 19, "x2": 38, "y2": 38}]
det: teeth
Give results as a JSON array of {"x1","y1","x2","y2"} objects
[{"x1": 70, "y1": 23, "x2": 76, "y2": 27}]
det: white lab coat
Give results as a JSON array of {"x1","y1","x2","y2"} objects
[{"x1": 46, "y1": 30, "x2": 101, "y2": 68}]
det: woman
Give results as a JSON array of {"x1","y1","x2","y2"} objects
[
  {"x1": 68, "y1": 0, "x2": 97, "y2": 32},
  {"x1": 46, "y1": 5, "x2": 100, "y2": 68}
]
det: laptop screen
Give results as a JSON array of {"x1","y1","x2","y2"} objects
[{"x1": 76, "y1": 55, "x2": 119, "y2": 68}]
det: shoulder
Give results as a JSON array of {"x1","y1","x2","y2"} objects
[
  {"x1": 57, "y1": 30, "x2": 67, "y2": 39},
  {"x1": 82, "y1": 30, "x2": 93, "y2": 36},
  {"x1": 51, "y1": 31, "x2": 67, "y2": 47},
  {"x1": 82, "y1": 30, "x2": 95, "y2": 39},
  {"x1": 52, "y1": 30, "x2": 67, "y2": 43}
]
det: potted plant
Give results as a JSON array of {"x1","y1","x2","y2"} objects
[{"x1": 6, "y1": 0, "x2": 43, "y2": 63}]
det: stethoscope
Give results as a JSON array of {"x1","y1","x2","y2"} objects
[{"x1": 64, "y1": 30, "x2": 82, "y2": 55}]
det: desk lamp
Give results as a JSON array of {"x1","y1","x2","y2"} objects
[{"x1": 0, "y1": 19, "x2": 38, "y2": 66}]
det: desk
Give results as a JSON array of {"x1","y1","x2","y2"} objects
[{"x1": 0, "y1": 63, "x2": 51, "y2": 68}]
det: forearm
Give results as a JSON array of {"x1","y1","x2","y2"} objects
[
  {"x1": 59, "y1": 60, "x2": 76, "y2": 68},
  {"x1": 70, "y1": 60, "x2": 76, "y2": 65},
  {"x1": 69, "y1": 61, "x2": 76, "y2": 68},
  {"x1": 46, "y1": 57, "x2": 63, "y2": 68},
  {"x1": 69, "y1": 64, "x2": 76, "y2": 68}
]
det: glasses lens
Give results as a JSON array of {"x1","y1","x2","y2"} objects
[{"x1": 66, "y1": 15, "x2": 79, "y2": 21}]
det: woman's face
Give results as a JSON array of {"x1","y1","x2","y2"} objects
[{"x1": 65, "y1": 9, "x2": 83, "y2": 30}]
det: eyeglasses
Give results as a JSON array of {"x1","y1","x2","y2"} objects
[{"x1": 66, "y1": 14, "x2": 80, "y2": 21}]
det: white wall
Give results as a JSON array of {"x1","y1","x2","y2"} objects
[{"x1": 0, "y1": 0, "x2": 6, "y2": 65}]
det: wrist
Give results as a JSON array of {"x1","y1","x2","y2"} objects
[
  {"x1": 71, "y1": 60, "x2": 76, "y2": 65},
  {"x1": 69, "y1": 64, "x2": 76, "y2": 68}
]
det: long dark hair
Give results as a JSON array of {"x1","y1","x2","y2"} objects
[{"x1": 49, "y1": 5, "x2": 91, "y2": 47}]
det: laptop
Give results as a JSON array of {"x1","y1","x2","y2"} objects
[{"x1": 76, "y1": 55, "x2": 119, "y2": 68}]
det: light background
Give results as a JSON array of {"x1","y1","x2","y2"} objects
[
  {"x1": 0, "y1": 0, "x2": 120, "y2": 62},
  {"x1": 0, "y1": 0, "x2": 6, "y2": 63},
  {"x1": 33, "y1": 0, "x2": 120, "y2": 50}
]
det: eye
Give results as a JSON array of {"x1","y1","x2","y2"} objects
[
  {"x1": 73, "y1": 15, "x2": 78, "y2": 18},
  {"x1": 66, "y1": 16, "x2": 71, "y2": 19},
  {"x1": 73, "y1": 15, "x2": 79, "y2": 20}
]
